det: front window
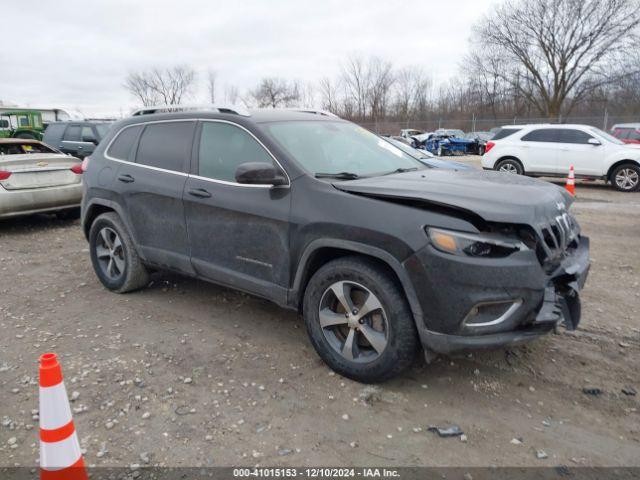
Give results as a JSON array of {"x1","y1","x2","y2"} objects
[
  {"x1": 264, "y1": 121, "x2": 424, "y2": 178},
  {"x1": 588, "y1": 127, "x2": 624, "y2": 145},
  {"x1": 18, "y1": 115, "x2": 30, "y2": 127}
]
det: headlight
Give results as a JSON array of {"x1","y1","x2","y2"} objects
[{"x1": 427, "y1": 227, "x2": 528, "y2": 258}]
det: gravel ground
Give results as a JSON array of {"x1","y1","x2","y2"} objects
[{"x1": 1, "y1": 159, "x2": 639, "y2": 468}]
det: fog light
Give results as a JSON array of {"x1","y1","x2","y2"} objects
[{"x1": 463, "y1": 300, "x2": 522, "y2": 327}]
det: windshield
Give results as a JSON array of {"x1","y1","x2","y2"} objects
[
  {"x1": 264, "y1": 121, "x2": 425, "y2": 177},
  {"x1": 588, "y1": 127, "x2": 624, "y2": 145},
  {"x1": 385, "y1": 137, "x2": 431, "y2": 160}
]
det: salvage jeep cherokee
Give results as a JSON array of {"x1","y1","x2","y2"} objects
[{"x1": 81, "y1": 106, "x2": 590, "y2": 383}]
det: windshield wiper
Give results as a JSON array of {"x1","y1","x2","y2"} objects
[
  {"x1": 315, "y1": 172, "x2": 360, "y2": 180},
  {"x1": 383, "y1": 167, "x2": 419, "y2": 175}
]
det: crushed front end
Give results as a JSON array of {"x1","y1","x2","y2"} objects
[{"x1": 405, "y1": 210, "x2": 590, "y2": 354}]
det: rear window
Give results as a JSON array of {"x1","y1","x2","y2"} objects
[
  {"x1": 492, "y1": 128, "x2": 521, "y2": 140},
  {"x1": 106, "y1": 125, "x2": 142, "y2": 161},
  {"x1": 135, "y1": 122, "x2": 195, "y2": 172},
  {"x1": 0, "y1": 142, "x2": 57, "y2": 155}
]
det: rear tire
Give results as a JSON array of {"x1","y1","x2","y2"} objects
[
  {"x1": 15, "y1": 133, "x2": 37, "y2": 139},
  {"x1": 302, "y1": 256, "x2": 419, "y2": 383},
  {"x1": 496, "y1": 158, "x2": 524, "y2": 175},
  {"x1": 89, "y1": 212, "x2": 149, "y2": 293},
  {"x1": 611, "y1": 163, "x2": 640, "y2": 192}
]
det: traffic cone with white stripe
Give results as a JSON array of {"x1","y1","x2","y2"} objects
[
  {"x1": 39, "y1": 352, "x2": 88, "y2": 480},
  {"x1": 565, "y1": 164, "x2": 576, "y2": 196}
]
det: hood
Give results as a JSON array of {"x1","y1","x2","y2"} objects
[{"x1": 333, "y1": 169, "x2": 572, "y2": 224}]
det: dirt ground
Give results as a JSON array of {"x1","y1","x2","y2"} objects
[{"x1": 1, "y1": 157, "x2": 639, "y2": 469}]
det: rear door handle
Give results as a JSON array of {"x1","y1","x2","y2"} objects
[
  {"x1": 117, "y1": 174, "x2": 135, "y2": 183},
  {"x1": 187, "y1": 188, "x2": 212, "y2": 198}
]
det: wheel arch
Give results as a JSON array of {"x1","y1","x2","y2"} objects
[
  {"x1": 606, "y1": 159, "x2": 640, "y2": 181},
  {"x1": 494, "y1": 155, "x2": 523, "y2": 171},
  {"x1": 290, "y1": 240, "x2": 425, "y2": 326},
  {"x1": 82, "y1": 199, "x2": 129, "y2": 241}
]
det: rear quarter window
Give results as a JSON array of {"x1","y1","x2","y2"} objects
[
  {"x1": 135, "y1": 122, "x2": 195, "y2": 172},
  {"x1": 106, "y1": 125, "x2": 142, "y2": 161},
  {"x1": 492, "y1": 128, "x2": 521, "y2": 140}
]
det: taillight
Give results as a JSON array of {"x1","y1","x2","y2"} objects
[
  {"x1": 81, "y1": 156, "x2": 90, "y2": 172},
  {"x1": 484, "y1": 141, "x2": 495, "y2": 154},
  {"x1": 70, "y1": 164, "x2": 83, "y2": 174},
  {"x1": 0, "y1": 170, "x2": 11, "y2": 180}
]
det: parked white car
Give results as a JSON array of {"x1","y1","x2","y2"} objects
[{"x1": 481, "y1": 124, "x2": 640, "y2": 192}]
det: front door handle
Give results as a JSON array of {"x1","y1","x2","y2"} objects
[
  {"x1": 187, "y1": 188, "x2": 212, "y2": 198},
  {"x1": 117, "y1": 174, "x2": 135, "y2": 183}
]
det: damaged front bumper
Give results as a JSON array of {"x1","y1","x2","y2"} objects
[{"x1": 404, "y1": 235, "x2": 590, "y2": 355}]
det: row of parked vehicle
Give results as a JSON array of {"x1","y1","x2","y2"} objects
[
  {"x1": 397, "y1": 128, "x2": 494, "y2": 156},
  {"x1": 0, "y1": 116, "x2": 112, "y2": 219},
  {"x1": 396, "y1": 123, "x2": 640, "y2": 192}
]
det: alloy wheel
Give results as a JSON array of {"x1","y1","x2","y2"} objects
[
  {"x1": 318, "y1": 281, "x2": 388, "y2": 363},
  {"x1": 499, "y1": 163, "x2": 519, "y2": 174},
  {"x1": 615, "y1": 168, "x2": 639, "y2": 191},
  {"x1": 95, "y1": 227, "x2": 125, "y2": 281}
]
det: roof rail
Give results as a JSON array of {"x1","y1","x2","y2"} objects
[
  {"x1": 130, "y1": 104, "x2": 251, "y2": 117},
  {"x1": 286, "y1": 108, "x2": 339, "y2": 118}
]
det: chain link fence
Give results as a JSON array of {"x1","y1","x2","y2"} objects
[{"x1": 358, "y1": 114, "x2": 639, "y2": 136}]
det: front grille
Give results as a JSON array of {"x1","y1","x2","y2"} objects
[{"x1": 535, "y1": 212, "x2": 579, "y2": 271}]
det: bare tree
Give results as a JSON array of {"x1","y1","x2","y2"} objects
[
  {"x1": 206, "y1": 70, "x2": 217, "y2": 103},
  {"x1": 124, "y1": 66, "x2": 197, "y2": 106},
  {"x1": 248, "y1": 77, "x2": 299, "y2": 108},
  {"x1": 318, "y1": 77, "x2": 340, "y2": 113},
  {"x1": 224, "y1": 84, "x2": 240, "y2": 104},
  {"x1": 394, "y1": 67, "x2": 431, "y2": 122},
  {"x1": 469, "y1": 0, "x2": 640, "y2": 119},
  {"x1": 367, "y1": 57, "x2": 395, "y2": 121},
  {"x1": 341, "y1": 54, "x2": 370, "y2": 119},
  {"x1": 124, "y1": 72, "x2": 159, "y2": 107}
]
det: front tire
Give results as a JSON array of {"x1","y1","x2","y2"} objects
[
  {"x1": 496, "y1": 158, "x2": 524, "y2": 175},
  {"x1": 89, "y1": 212, "x2": 149, "y2": 293},
  {"x1": 611, "y1": 163, "x2": 640, "y2": 192},
  {"x1": 302, "y1": 256, "x2": 419, "y2": 383}
]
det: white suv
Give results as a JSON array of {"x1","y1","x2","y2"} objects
[{"x1": 481, "y1": 124, "x2": 640, "y2": 192}]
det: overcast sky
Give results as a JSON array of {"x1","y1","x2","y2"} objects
[{"x1": 2, "y1": 0, "x2": 495, "y2": 118}]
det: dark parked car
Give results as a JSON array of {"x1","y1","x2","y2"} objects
[
  {"x1": 43, "y1": 121, "x2": 112, "y2": 159},
  {"x1": 81, "y1": 107, "x2": 590, "y2": 382},
  {"x1": 464, "y1": 131, "x2": 495, "y2": 155}
]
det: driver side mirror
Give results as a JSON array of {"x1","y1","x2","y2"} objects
[
  {"x1": 588, "y1": 138, "x2": 601, "y2": 146},
  {"x1": 235, "y1": 162, "x2": 287, "y2": 186}
]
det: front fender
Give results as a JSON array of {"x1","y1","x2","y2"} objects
[{"x1": 289, "y1": 238, "x2": 426, "y2": 336}]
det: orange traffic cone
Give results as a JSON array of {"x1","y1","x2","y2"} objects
[
  {"x1": 565, "y1": 165, "x2": 576, "y2": 196},
  {"x1": 39, "y1": 353, "x2": 88, "y2": 480}
]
